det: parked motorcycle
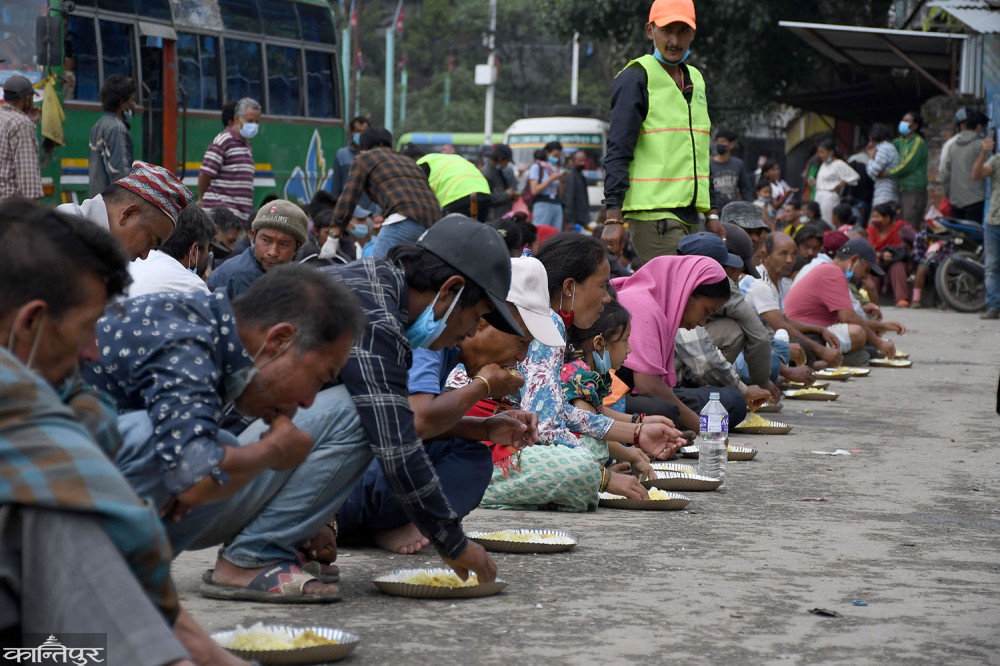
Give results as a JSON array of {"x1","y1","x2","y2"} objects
[{"x1": 933, "y1": 217, "x2": 986, "y2": 313}]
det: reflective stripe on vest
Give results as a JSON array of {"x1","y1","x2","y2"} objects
[
  {"x1": 622, "y1": 55, "x2": 711, "y2": 215},
  {"x1": 416, "y1": 153, "x2": 491, "y2": 207}
]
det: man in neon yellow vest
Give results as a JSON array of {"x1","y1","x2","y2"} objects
[
  {"x1": 602, "y1": 0, "x2": 719, "y2": 263},
  {"x1": 417, "y1": 152, "x2": 492, "y2": 221}
]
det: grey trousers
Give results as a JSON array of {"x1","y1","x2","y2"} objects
[{"x1": 0, "y1": 505, "x2": 189, "y2": 666}]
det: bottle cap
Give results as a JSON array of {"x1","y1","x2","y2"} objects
[{"x1": 709, "y1": 392, "x2": 720, "y2": 400}]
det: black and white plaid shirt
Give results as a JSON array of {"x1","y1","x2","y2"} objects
[{"x1": 325, "y1": 258, "x2": 465, "y2": 558}]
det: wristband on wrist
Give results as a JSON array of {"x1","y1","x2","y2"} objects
[
  {"x1": 473, "y1": 374, "x2": 491, "y2": 397},
  {"x1": 633, "y1": 423, "x2": 643, "y2": 446},
  {"x1": 604, "y1": 218, "x2": 624, "y2": 225}
]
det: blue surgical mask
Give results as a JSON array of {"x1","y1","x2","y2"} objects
[
  {"x1": 654, "y1": 48, "x2": 691, "y2": 66},
  {"x1": 240, "y1": 122, "x2": 259, "y2": 140},
  {"x1": 123, "y1": 109, "x2": 133, "y2": 122},
  {"x1": 353, "y1": 132, "x2": 361, "y2": 145},
  {"x1": 547, "y1": 156, "x2": 560, "y2": 165},
  {"x1": 845, "y1": 268, "x2": 854, "y2": 281},
  {"x1": 350, "y1": 224, "x2": 369, "y2": 239},
  {"x1": 222, "y1": 339, "x2": 291, "y2": 403},
  {"x1": 898, "y1": 121, "x2": 910, "y2": 135},
  {"x1": 188, "y1": 247, "x2": 199, "y2": 274},
  {"x1": 592, "y1": 349, "x2": 612, "y2": 375},
  {"x1": 406, "y1": 285, "x2": 464, "y2": 350}
]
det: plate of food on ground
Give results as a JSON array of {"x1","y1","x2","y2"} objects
[
  {"x1": 840, "y1": 366, "x2": 871, "y2": 377},
  {"x1": 787, "y1": 380, "x2": 830, "y2": 390},
  {"x1": 894, "y1": 350, "x2": 909, "y2": 359},
  {"x1": 373, "y1": 568, "x2": 507, "y2": 599},
  {"x1": 812, "y1": 368, "x2": 853, "y2": 380},
  {"x1": 869, "y1": 357, "x2": 913, "y2": 368},
  {"x1": 598, "y1": 489, "x2": 691, "y2": 510},
  {"x1": 643, "y1": 471, "x2": 722, "y2": 492},
  {"x1": 755, "y1": 401, "x2": 784, "y2": 413},
  {"x1": 650, "y1": 461, "x2": 698, "y2": 474},
  {"x1": 680, "y1": 445, "x2": 758, "y2": 461},
  {"x1": 782, "y1": 387, "x2": 840, "y2": 401},
  {"x1": 731, "y1": 412, "x2": 793, "y2": 435},
  {"x1": 212, "y1": 623, "x2": 359, "y2": 664},
  {"x1": 465, "y1": 528, "x2": 578, "y2": 553}
]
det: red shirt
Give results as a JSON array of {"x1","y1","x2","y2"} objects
[{"x1": 784, "y1": 262, "x2": 853, "y2": 328}]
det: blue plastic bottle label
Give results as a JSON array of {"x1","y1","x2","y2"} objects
[{"x1": 700, "y1": 414, "x2": 727, "y2": 432}]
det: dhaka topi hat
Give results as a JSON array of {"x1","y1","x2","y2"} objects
[{"x1": 116, "y1": 160, "x2": 194, "y2": 226}]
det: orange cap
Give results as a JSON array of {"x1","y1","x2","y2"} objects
[{"x1": 649, "y1": 0, "x2": 696, "y2": 29}]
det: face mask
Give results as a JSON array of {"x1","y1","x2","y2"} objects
[
  {"x1": 799, "y1": 215, "x2": 809, "y2": 223},
  {"x1": 240, "y1": 122, "x2": 259, "y2": 139},
  {"x1": 825, "y1": 156, "x2": 833, "y2": 164},
  {"x1": 7, "y1": 311, "x2": 46, "y2": 370},
  {"x1": 350, "y1": 224, "x2": 369, "y2": 240},
  {"x1": 188, "y1": 247, "x2": 199, "y2": 274},
  {"x1": 898, "y1": 121, "x2": 910, "y2": 135},
  {"x1": 715, "y1": 143, "x2": 730, "y2": 155},
  {"x1": 123, "y1": 109, "x2": 133, "y2": 122},
  {"x1": 845, "y1": 268, "x2": 854, "y2": 281},
  {"x1": 406, "y1": 285, "x2": 464, "y2": 349},
  {"x1": 547, "y1": 156, "x2": 560, "y2": 165},
  {"x1": 758, "y1": 195, "x2": 771, "y2": 203},
  {"x1": 653, "y1": 48, "x2": 691, "y2": 66},
  {"x1": 591, "y1": 349, "x2": 612, "y2": 375},
  {"x1": 353, "y1": 132, "x2": 361, "y2": 145},
  {"x1": 222, "y1": 338, "x2": 292, "y2": 403}
]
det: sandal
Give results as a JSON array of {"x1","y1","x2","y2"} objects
[
  {"x1": 199, "y1": 562, "x2": 341, "y2": 604},
  {"x1": 296, "y1": 551, "x2": 340, "y2": 583}
]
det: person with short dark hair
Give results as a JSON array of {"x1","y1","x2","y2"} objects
[
  {"x1": 89, "y1": 75, "x2": 137, "y2": 197},
  {"x1": 86, "y1": 263, "x2": 367, "y2": 604},
  {"x1": 334, "y1": 127, "x2": 443, "y2": 257},
  {"x1": 794, "y1": 224, "x2": 824, "y2": 261},
  {"x1": 940, "y1": 108, "x2": 988, "y2": 222},
  {"x1": 482, "y1": 144, "x2": 516, "y2": 221},
  {"x1": 207, "y1": 199, "x2": 309, "y2": 298},
  {"x1": 221, "y1": 100, "x2": 237, "y2": 129},
  {"x1": 489, "y1": 217, "x2": 523, "y2": 257},
  {"x1": 889, "y1": 110, "x2": 929, "y2": 229},
  {"x1": 58, "y1": 161, "x2": 194, "y2": 261},
  {"x1": 127, "y1": 205, "x2": 217, "y2": 297},
  {"x1": 0, "y1": 200, "x2": 237, "y2": 664},
  {"x1": 0, "y1": 76, "x2": 42, "y2": 201},
  {"x1": 514, "y1": 214, "x2": 538, "y2": 255},
  {"x1": 209, "y1": 206, "x2": 243, "y2": 266},
  {"x1": 866, "y1": 123, "x2": 900, "y2": 209},
  {"x1": 710, "y1": 128, "x2": 753, "y2": 208},
  {"x1": 563, "y1": 150, "x2": 591, "y2": 231},
  {"x1": 528, "y1": 141, "x2": 566, "y2": 228}
]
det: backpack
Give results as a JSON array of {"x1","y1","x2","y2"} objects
[{"x1": 521, "y1": 160, "x2": 550, "y2": 209}]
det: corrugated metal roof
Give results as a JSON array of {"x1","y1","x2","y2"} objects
[{"x1": 929, "y1": 1, "x2": 1000, "y2": 33}]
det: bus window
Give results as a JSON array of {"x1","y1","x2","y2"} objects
[
  {"x1": 259, "y1": 1, "x2": 301, "y2": 40},
  {"x1": 134, "y1": 0, "x2": 172, "y2": 20},
  {"x1": 266, "y1": 46, "x2": 302, "y2": 116},
  {"x1": 65, "y1": 15, "x2": 99, "y2": 101},
  {"x1": 199, "y1": 36, "x2": 222, "y2": 110},
  {"x1": 219, "y1": 0, "x2": 261, "y2": 34},
  {"x1": 99, "y1": 20, "x2": 134, "y2": 80},
  {"x1": 298, "y1": 4, "x2": 336, "y2": 44},
  {"x1": 177, "y1": 33, "x2": 202, "y2": 108},
  {"x1": 97, "y1": 0, "x2": 134, "y2": 14},
  {"x1": 305, "y1": 50, "x2": 336, "y2": 119},
  {"x1": 224, "y1": 38, "x2": 262, "y2": 105},
  {"x1": 0, "y1": 0, "x2": 45, "y2": 88}
]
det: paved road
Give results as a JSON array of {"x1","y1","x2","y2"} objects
[{"x1": 176, "y1": 307, "x2": 1000, "y2": 665}]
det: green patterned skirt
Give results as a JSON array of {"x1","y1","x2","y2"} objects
[{"x1": 480, "y1": 444, "x2": 602, "y2": 512}]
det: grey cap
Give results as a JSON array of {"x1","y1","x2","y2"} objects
[
  {"x1": 2, "y1": 75, "x2": 34, "y2": 101},
  {"x1": 837, "y1": 238, "x2": 885, "y2": 276},
  {"x1": 722, "y1": 222, "x2": 761, "y2": 279},
  {"x1": 721, "y1": 201, "x2": 769, "y2": 231}
]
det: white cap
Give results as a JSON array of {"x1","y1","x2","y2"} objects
[{"x1": 506, "y1": 257, "x2": 564, "y2": 347}]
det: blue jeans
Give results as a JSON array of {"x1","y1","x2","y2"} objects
[
  {"x1": 532, "y1": 201, "x2": 563, "y2": 229},
  {"x1": 734, "y1": 338, "x2": 791, "y2": 386},
  {"x1": 115, "y1": 385, "x2": 373, "y2": 568},
  {"x1": 985, "y1": 223, "x2": 1000, "y2": 310},
  {"x1": 370, "y1": 218, "x2": 427, "y2": 258},
  {"x1": 338, "y1": 438, "x2": 492, "y2": 536}
]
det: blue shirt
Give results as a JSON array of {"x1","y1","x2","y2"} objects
[
  {"x1": 529, "y1": 162, "x2": 559, "y2": 200},
  {"x1": 206, "y1": 245, "x2": 264, "y2": 299},
  {"x1": 408, "y1": 347, "x2": 462, "y2": 396},
  {"x1": 84, "y1": 292, "x2": 253, "y2": 501}
]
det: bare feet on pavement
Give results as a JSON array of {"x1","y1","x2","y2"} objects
[{"x1": 374, "y1": 523, "x2": 430, "y2": 554}]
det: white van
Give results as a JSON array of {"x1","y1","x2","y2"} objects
[{"x1": 503, "y1": 117, "x2": 609, "y2": 209}]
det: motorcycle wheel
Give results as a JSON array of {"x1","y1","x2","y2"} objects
[{"x1": 935, "y1": 249, "x2": 986, "y2": 312}]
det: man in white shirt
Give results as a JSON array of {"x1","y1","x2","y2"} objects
[{"x1": 128, "y1": 205, "x2": 215, "y2": 297}]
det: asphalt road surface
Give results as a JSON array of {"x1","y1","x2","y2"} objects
[{"x1": 176, "y1": 307, "x2": 1000, "y2": 665}]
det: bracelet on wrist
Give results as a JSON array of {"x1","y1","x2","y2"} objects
[
  {"x1": 326, "y1": 516, "x2": 338, "y2": 537},
  {"x1": 633, "y1": 423, "x2": 643, "y2": 446},
  {"x1": 604, "y1": 218, "x2": 624, "y2": 225},
  {"x1": 473, "y1": 374, "x2": 491, "y2": 397}
]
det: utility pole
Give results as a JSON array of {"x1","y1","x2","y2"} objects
[
  {"x1": 385, "y1": 0, "x2": 403, "y2": 134},
  {"x1": 571, "y1": 32, "x2": 579, "y2": 106},
  {"x1": 483, "y1": 0, "x2": 496, "y2": 145}
]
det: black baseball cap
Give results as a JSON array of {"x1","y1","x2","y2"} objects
[
  {"x1": 677, "y1": 231, "x2": 745, "y2": 273},
  {"x1": 2, "y1": 75, "x2": 34, "y2": 101},
  {"x1": 721, "y1": 201, "x2": 769, "y2": 231},
  {"x1": 417, "y1": 214, "x2": 524, "y2": 336},
  {"x1": 722, "y1": 222, "x2": 761, "y2": 279},
  {"x1": 837, "y1": 238, "x2": 885, "y2": 276}
]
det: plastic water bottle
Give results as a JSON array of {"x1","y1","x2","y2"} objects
[{"x1": 698, "y1": 392, "x2": 729, "y2": 489}]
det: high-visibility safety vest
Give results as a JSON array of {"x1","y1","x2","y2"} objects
[
  {"x1": 417, "y1": 153, "x2": 491, "y2": 207},
  {"x1": 622, "y1": 55, "x2": 711, "y2": 215}
]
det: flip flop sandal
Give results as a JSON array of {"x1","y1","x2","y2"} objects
[
  {"x1": 199, "y1": 562, "x2": 341, "y2": 604},
  {"x1": 296, "y1": 551, "x2": 340, "y2": 583}
]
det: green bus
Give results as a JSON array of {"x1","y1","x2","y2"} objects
[
  {"x1": 3, "y1": 0, "x2": 344, "y2": 209},
  {"x1": 396, "y1": 131, "x2": 503, "y2": 163}
]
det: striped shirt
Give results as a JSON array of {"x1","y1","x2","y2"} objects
[
  {"x1": 199, "y1": 127, "x2": 255, "y2": 222},
  {"x1": 0, "y1": 103, "x2": 43, "y2": 200}
]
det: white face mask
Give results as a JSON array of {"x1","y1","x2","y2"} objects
[
  {"x1": 222, "y1": 337, "x2": 292, "y2": 403},
  {"x1": 240, "y1": 122, "x2": 259, "y2": 139},
  {"x1": 123, "y1": 108, "x2": 133, "y2": 122},
  {"x1": 7, "y1": 310, "x2": 46, "y2": 370}
]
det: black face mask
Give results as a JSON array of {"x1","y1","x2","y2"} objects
[{"x1": 715, "y1": 143, "x2": 730, "y2": 155}]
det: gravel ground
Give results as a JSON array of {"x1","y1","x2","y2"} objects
[{"x1": 176, "y1": 307, "x2": 1000, "y2": 665}]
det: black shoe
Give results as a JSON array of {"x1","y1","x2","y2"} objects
[{"x1": 981, "y1": 308, "x2": 1000, "y2": 320}]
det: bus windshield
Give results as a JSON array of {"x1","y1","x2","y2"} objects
[{"x1": 0, "y1": 0, "x2": 46, "y2": 93}]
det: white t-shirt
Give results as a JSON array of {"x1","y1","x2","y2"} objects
[
  {"x1": 744, "y1": 264, "x2": 793, "y2": 315},
  {"x1": 127, "y1": 250, "x2": 211, "y2": 298}
]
